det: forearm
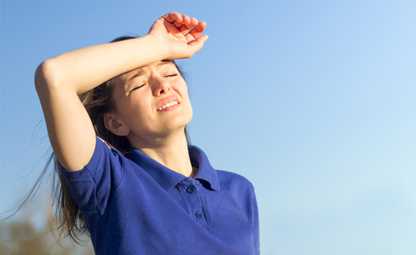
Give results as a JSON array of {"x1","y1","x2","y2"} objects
[{"x1": 37, "y1": 35, "x2": 168, "y2": 95}]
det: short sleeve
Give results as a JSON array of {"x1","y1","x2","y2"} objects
[
  {"x1": 56, "y1": 136, "x2": 125, "y2": 215},
  {"x1": 249, "y1": 182, "x2": 260, "y2": 255}
]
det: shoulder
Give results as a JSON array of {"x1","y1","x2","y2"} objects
[
  {"x1": 216, "y1": 169, "x2": 258, "y2": 221},
  {"x1": 97, "y1": 136, "x2": 114, "y2": 149},
  {"x1": 97, "y1": 136, "x2": 124, "y2": 155},
  {"x1": 216, "y1": 169, "x2": 255, "y2": 192}
]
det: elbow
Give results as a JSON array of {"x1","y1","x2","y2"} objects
[{"x1": 34, "y1": 59, "x2": 60, "y2": 90}]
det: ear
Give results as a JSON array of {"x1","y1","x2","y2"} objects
[{"x1": 103, "y1": 112, "x2": 130, "y2": 136}]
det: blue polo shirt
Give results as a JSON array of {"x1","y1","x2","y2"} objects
[{"x1": 57, "y1": 136, "x2": 260, "y2": 255}]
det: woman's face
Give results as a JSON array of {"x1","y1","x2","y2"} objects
[{"x1": 105, "y1": 60, "x2": 193, "y2": 141}]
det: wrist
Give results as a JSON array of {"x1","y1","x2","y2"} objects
[{"x1": 143, "y1": 34, "x2": 172, "y2": 60}]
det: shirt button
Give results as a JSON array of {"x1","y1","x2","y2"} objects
[
  {"x1": 186, "y1": 185, "x2": 196, "y2": 193},
  {"x1": 195, "y1": 211, "x2": 203, "y2": 219}
]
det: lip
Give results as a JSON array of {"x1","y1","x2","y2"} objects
[
  {"x1": 156, "y1": 95, "x2": 180, "y2": 110},
  {"x1": 157, "y1": 102, "x2": 180, "y2": 112}
]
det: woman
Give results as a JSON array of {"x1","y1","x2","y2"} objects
[{"x1": 34, "y1": 12, "x2": 260, "y2": 255}]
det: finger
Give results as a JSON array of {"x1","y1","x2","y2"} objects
[
  {"x1": 183, "y1": 21, "x2": 206, "y2": 36},
  {"x1": 178, "y1": 24, "x2": 190, "y2": 33},
  {"x1": 172, "y1": 12, "x2": 183, "y2": 23},
  {"x1": 197, "y1": 21, "x2": 207, "y2": 31},
  {"x1": 163, "y1": 18, "x2": 180, "y2": 34},
  {"x1": 185, "y1": 32, "x2": 206, "y2": 43},
  {"x1": 188, "y1": 21, "x2": 206, "y2": 36},
  {"x1": 163, "y1": 12, "x2": 180, "y2": 24},
  {"x1": 185, "y1": 33, "x2": 195, "y2": 42},
  {"x1": 163, "y1": 14, "x2": 205, "y2": 35},
  {"x1": 180, "y1": 21, "x2": 196, "y2": 34},
  {"x1": 179, "y1": 21, "x2": 198, "y2": 35},
  {"x1": 190, "y1": 32, "x2": 204, "y2": 41},
  {"x1": 189, "y1": 34, "x2": 208, "y2": 48},
  {"x1": 162, "y1": 12, "x2": 174, "y2": 22},
  {"x1": 183, "y1": 15, "x2": 191, "y2": 27},
  {"x1": 190, "y1": 17, "x2": 199, "y2": 26}
]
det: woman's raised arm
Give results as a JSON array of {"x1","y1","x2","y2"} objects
[{"x1": 34, "y1": 12, "x2": 208, "y2": 172}]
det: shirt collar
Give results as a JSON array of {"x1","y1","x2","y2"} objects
[{"x1": 123, "y1": 144, "x2": 221, "y2": 192}]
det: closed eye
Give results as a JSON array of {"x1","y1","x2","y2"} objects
[
  {"x1": 130, "y1": 74, "x2": 177, "y2": 93},
  {"x1": 131, "y1": 84, "x2": 145, "y2": 92}
]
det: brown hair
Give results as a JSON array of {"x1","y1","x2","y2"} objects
[{"x1": 2, "y1": 35, "x2": 192, "y2": 245}]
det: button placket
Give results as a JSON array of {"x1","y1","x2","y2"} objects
[
  {"x1": 179, "y1": 179, "x2": 208, "y2": 224},
  {"x1": 186, "y1": 184, "x2": 196, "y2": 193}
]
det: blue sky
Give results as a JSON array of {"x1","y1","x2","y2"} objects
[{"x1": 1, "y1": 0, "x2": 416, "y2": 254}]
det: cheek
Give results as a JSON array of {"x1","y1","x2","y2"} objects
[
  {"x1": 129, "y1": 98, "x2": 152, "y2": 117},
  {"x1": 173, "y1": 80, "x2": 189, "y2": 99},
  {"x1": 125, "y1": 100, "x2": 154, "y2": 131}
]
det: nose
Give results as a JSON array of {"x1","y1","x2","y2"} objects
[{"x1": 150, "y1": 73, "x2": 171, "y2": 96}]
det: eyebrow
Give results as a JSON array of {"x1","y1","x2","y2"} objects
[{"x1": 126, "y1": 60, "x2": 174, "y2": 83}]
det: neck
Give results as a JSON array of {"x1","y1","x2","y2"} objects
[{"x1": 128, "y1": 128, "x2": 195, "y2": 177}]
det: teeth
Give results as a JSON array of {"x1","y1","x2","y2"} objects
[{"x1": 158, "y1": 100, "x2": 179, "y2": 111}]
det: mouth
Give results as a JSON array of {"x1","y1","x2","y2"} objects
[{"x1": 157, "y1": 101, "x2": 181, "y2": 112}]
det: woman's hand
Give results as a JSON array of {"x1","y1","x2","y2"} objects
[{"x1": 147, "y1": 12, "x2": 208, "y2": 60}]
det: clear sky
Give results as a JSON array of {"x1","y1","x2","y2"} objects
[{"x1": 1, "y1": 0, "x2": 416, "y2": 254}]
